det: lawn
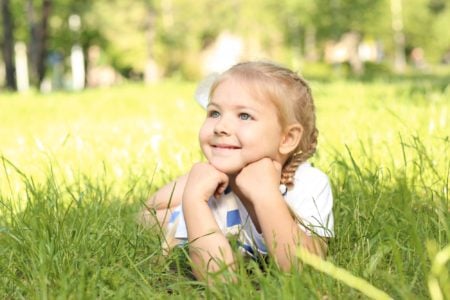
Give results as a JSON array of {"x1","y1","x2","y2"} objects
[{"x1": 0, "y1": 75, "x2": 449, "y2": 299}]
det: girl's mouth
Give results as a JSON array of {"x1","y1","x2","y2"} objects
[{"x1": 213, "y1": 144, "x2": 240, "y2": 149}]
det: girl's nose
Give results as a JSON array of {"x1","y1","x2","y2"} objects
[{"x1": 213, "y1": 117, "x2": 231, "y2": 135}]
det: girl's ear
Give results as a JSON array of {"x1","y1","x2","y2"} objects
[{"x1": 279, "y1": 124, "x2": 303, "y2": 155}]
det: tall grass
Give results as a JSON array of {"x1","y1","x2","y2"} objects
[{"x1": 0, "y1": 77, "x2": 449, "y2": 299}]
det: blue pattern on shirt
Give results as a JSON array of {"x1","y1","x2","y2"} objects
[{"x1": 226, "y1": 209, "x2": 241, "y2": 227}]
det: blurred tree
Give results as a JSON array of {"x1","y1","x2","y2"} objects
[
  {"x1": 1, "y1": 0, "x2": 16, "y2": 90},
  {"x1": 84, "y1": 0, "x2": 239, "y2": 79},
  {"x1": 234, "y1": 0, "x2": 284, "y2": 58},
  {"x1": 390, "y1": 0, "x2": 406, "y2": 73},
  {"x1": 47, "y1": 0, "x2": 104, "y2": 89},
  {"x1": 403, "y1": 0, "x2": 450, "y2": 63},
  {"x1": 143, "y1": 0, "x2": 158, "y2": 83},
  {"x1": 279, "y1": 0, "x2": 387, "y2": 74},
  {"x1": 3, "y1": 0, "x2": 450, "y2": 91},
  {"x1": 279, "y1": 0, "x2": 384, "y2": 57},
  {"x1": 26, "y1": 0, "x2": 52, "y2": 87},
  {"x1": 279, "y1": 0, "x2": 320, "y2": 63},
  {"x1": 85, "y1": 0, "x2": 149, "y2": 77},
  {"x1": 281, "y1": 0, "x2": 387, "y2": 42}
]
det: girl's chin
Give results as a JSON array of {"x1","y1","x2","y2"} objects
[{"x1": 209, "y1": 162, "x2": 242, "y2": 175}]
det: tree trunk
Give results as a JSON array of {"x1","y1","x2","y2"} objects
[
  {"x1": 1, "y1": 0, "x2": 16, "y2": 90},
  {"x1": 390, "y1": 0, "x2": 406, "y2": 73},
  {"x1": 37, "y1": 0, "x2": 51, "y2": 85},
  {"x1": 144, "y1": 4, "x2": 159, "y2": 83},
  {"x1": 26, "y1": 0, "x2": 38, "y2": 85},
  {"x1": 26, "y1": 0, "x2": 51, "y2": 88}
]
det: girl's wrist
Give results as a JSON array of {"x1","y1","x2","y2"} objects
[
  {"x1": 251, "y1": 190, "x2": 285, "y2": 207},
  {"x1": 183, "y1": 194, "x2": 210, "y2": 205},
  {"x1": 244, "y1": 188, "x2": 282, "y2": 204}
]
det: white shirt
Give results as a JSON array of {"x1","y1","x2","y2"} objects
[{"x1": 168, "y1": 162, "x2": 334, "y2": 256}]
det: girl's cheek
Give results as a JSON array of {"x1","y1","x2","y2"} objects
[{"x1": 198, "y1": 123, "x2": 212, "y2": 144}]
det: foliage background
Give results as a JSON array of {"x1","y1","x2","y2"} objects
[{"x1": 1, "y1": 0, "x2": 450, "y2": 86}]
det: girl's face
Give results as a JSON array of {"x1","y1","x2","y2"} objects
[{"x1": 199, "y1": 77, "x2": 285, "y2": 175}]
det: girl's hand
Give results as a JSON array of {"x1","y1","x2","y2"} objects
[
  {"x1": 183, "y1": 162, "x2": 229, "y2": 203},
  {"x1": 234, "y1": 158, "x2": 282, "y2": 202}
]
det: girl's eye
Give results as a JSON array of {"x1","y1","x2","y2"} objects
[
  {"x1": 239, "y1": 113, "x2": 251, "y2": 120},
  {"x1": 208, "y1": 110, "x2": 220, "y2": 118}
]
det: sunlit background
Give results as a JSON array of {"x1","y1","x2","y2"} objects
[{"x1": 1, "y1": 0, "x2": 449, "y2": 91}]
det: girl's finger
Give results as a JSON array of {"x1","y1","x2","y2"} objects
[{"x1": 214, "y1": 175, "x2": 228, "y2": 199}]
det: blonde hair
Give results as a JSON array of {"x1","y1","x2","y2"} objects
[{"x1": 209, "y1": 61, "x2": 318, "y2": 188}]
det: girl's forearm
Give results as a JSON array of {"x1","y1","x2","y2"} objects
[
  {"x1": 253, "y1": 193, "x2": 326, "y2": 270},
  {"x1": 183, "y1": 200, "x2": 235, "y2": 280}
]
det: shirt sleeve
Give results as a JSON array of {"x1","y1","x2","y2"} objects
[{"x1": 284, "y1": 164, "x2": 334, "y2": 238}]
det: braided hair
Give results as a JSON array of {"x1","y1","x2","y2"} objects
[{"x1": 209, "y1": 61, "x2": 318, "y2": 189}]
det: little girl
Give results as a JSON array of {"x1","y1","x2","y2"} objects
[{"x1": 141, "y1": 61, "x2": 334, "y2": 281}]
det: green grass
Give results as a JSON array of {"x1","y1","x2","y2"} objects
[{"x1": 0, "y1": 77, "x2": 449, "y2": 299}]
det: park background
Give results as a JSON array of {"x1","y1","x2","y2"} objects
[{"x1": 1, "y1": 0, "x2": 449, "y2": 299}]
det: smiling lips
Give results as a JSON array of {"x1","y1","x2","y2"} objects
[{"x1": 212, "y1": 144, "x2": 241, "y2": 150}]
